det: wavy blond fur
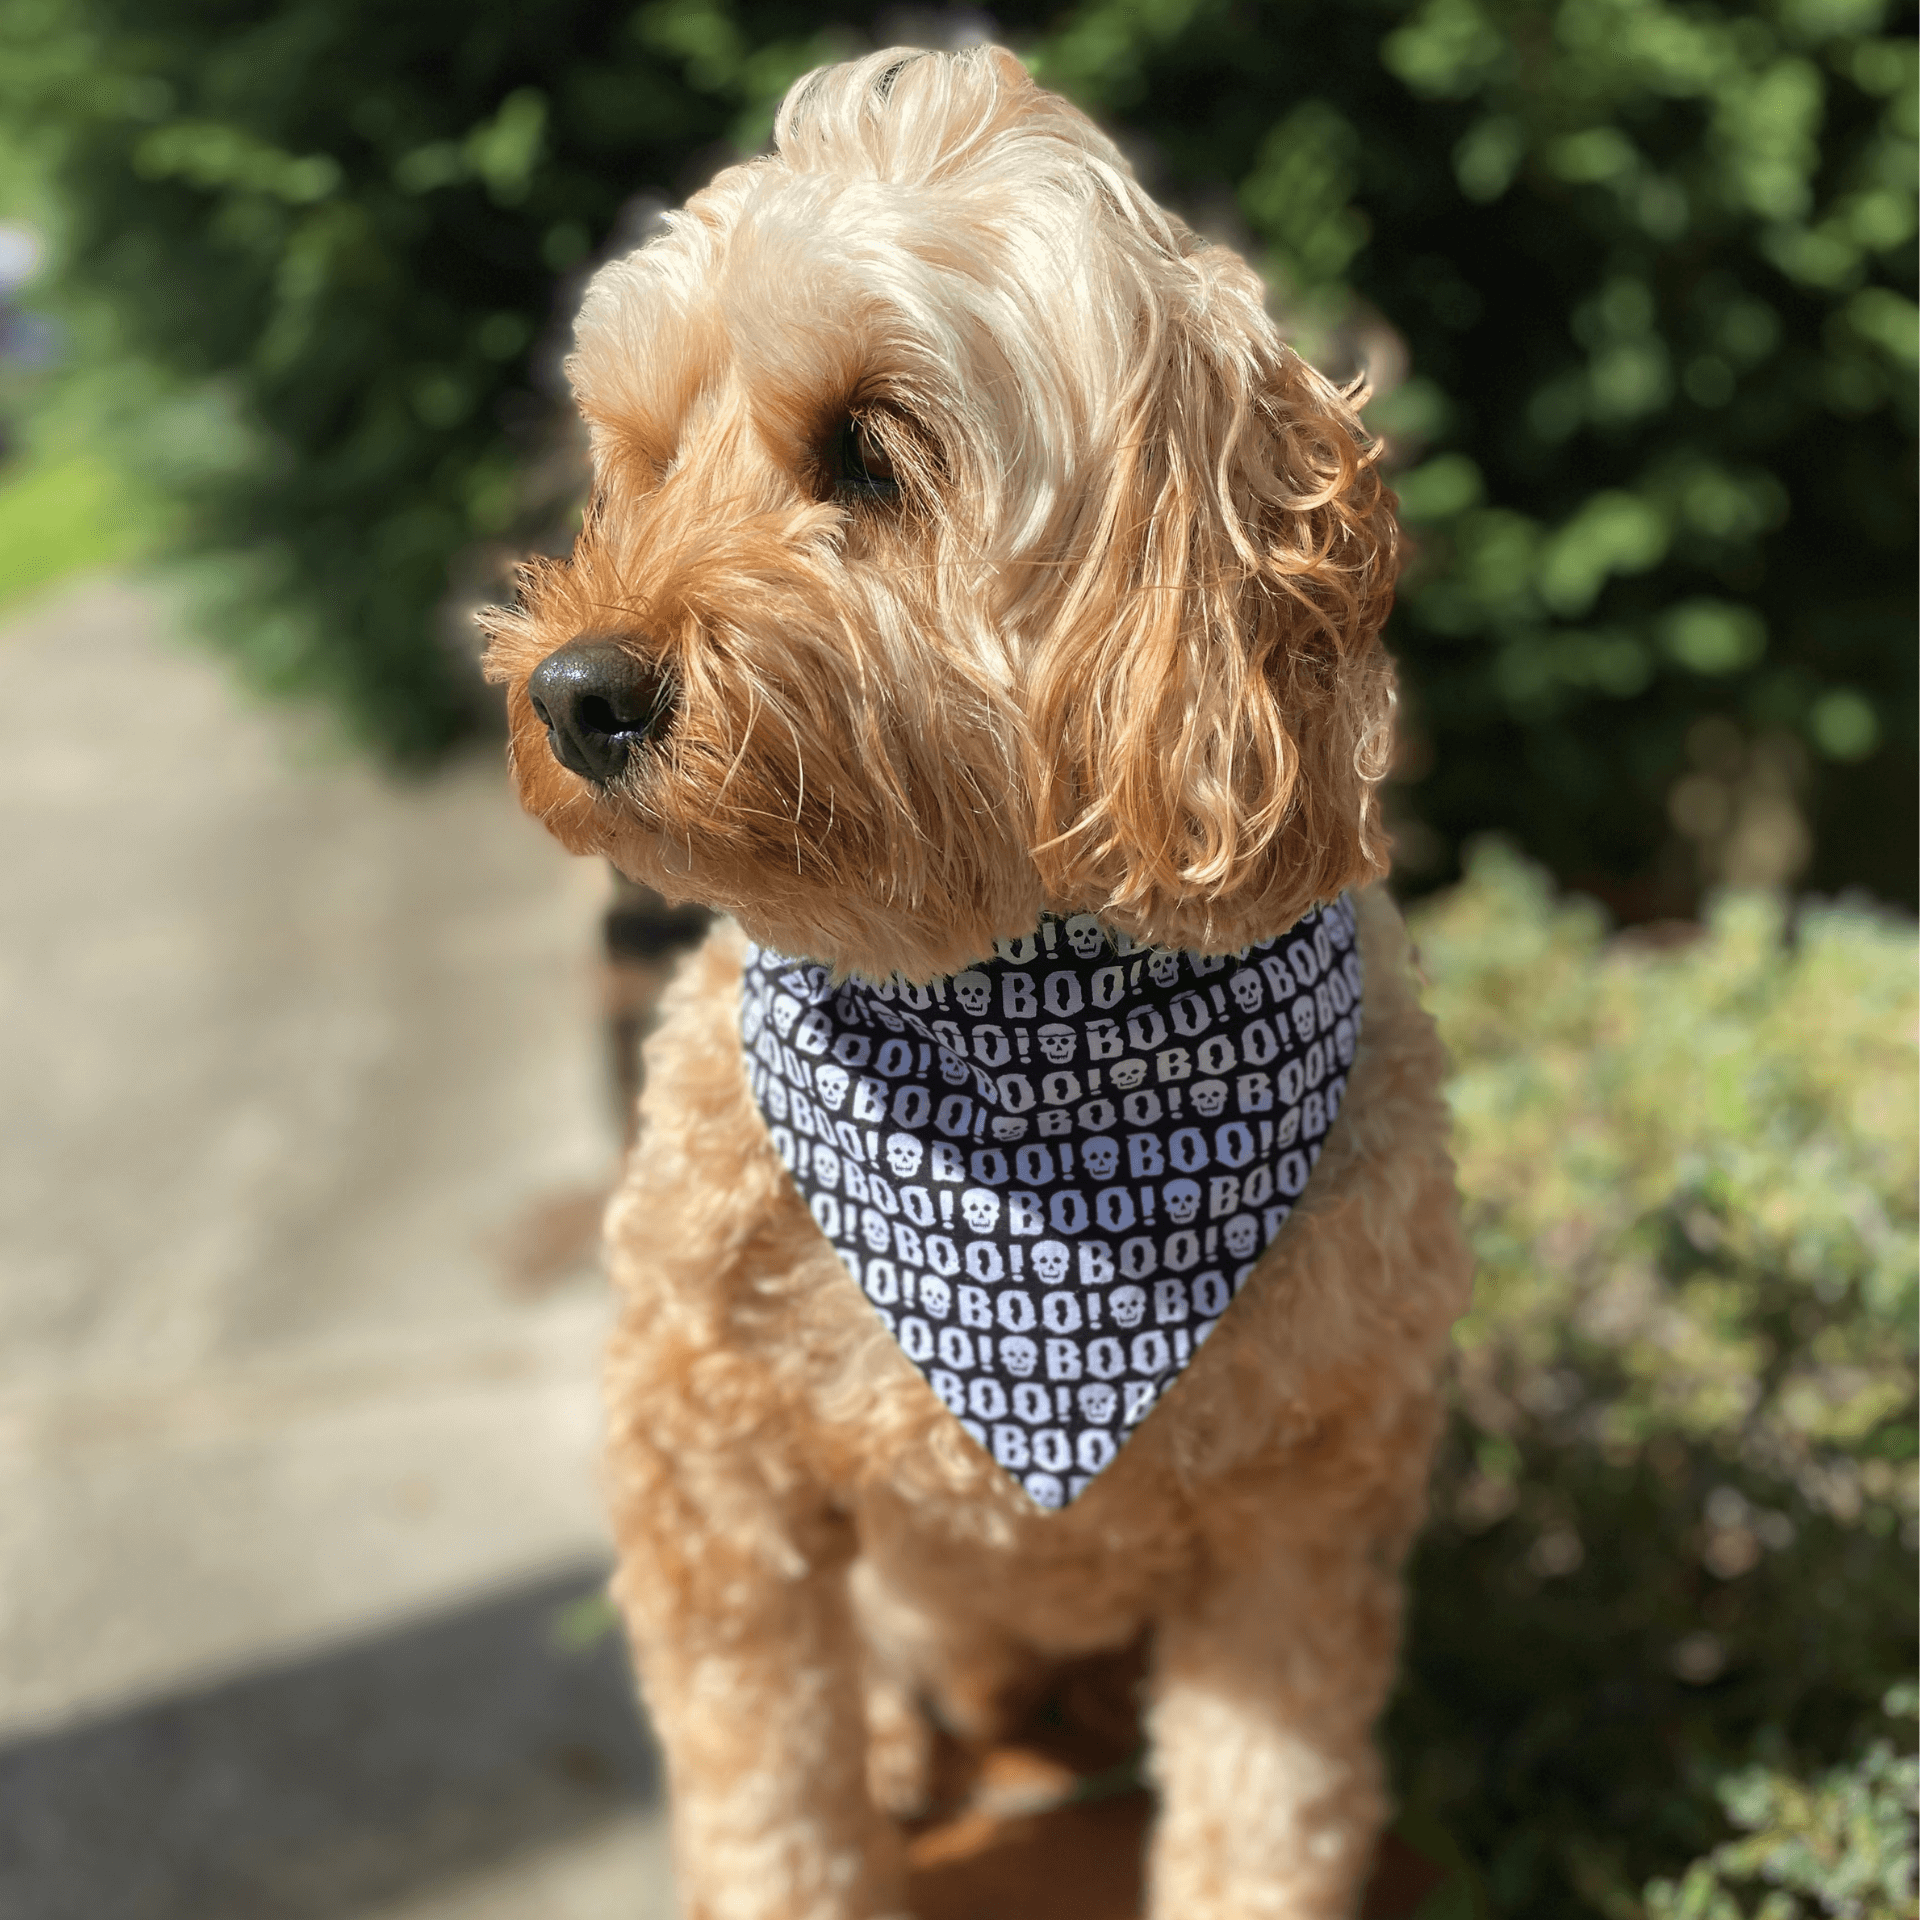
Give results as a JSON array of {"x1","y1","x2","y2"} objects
[
  {"x1": 481, "y1": 48, "x2": 1466, "y2": 1920},
  {"x1": 482, "y1": 44, "x2": 1398, "y2": 977}
]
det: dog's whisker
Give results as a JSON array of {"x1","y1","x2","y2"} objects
[
  {"x1": 712, "y1": 682, "x2": 765, "y2": 811},
  {"x1": 784, "y1": 712, "x2": 807, "y2": 875}
]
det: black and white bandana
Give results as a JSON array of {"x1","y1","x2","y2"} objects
[{"x1": 739, "y1": 897, "x2": 1362, "y2": 1510}]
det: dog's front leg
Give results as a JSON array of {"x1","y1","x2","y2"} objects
[
  {"x1": 610, "y1": 1446, "x2": 905, "y2": 1920},
  {"x1": 1142, "y1": 1500, "x2": 1414, "y2": 1920}
]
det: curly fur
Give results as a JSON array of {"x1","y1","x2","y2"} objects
[{"x1": 482, "y1": 44, "x2": 1469, "y2": 1920}]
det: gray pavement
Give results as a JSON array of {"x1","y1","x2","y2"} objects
[{"x1": 0, "y1": 576, "x2": 675, "y2": 1914}]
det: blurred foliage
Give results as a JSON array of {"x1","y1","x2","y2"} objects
[
  {"x1": 0, "y1": 78, "x2": 163, "y2": 602},
  {"x1": 0, "y1": 0, "x2": 1911, "y2": 905},
  {"x1": 0, "y1": 0, "x2": 863, "y2": 751},
  {"x1": 1645, "y1": 1700, "x2": 1918, "y2": 1920},
  {"x1": 1397, "y1": 843, "x2": 1916, "y2": 1917},
  {"x1": 0, "y1": 449, "x2": 155, "y2": 608},
  {"x1": 1027, "y1": 0, "x2": 1917, "y2": 911}
]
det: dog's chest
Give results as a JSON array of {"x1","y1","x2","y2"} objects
[{"x1": 740, "y1": 900, "x2": 1362, "y2": 1509}]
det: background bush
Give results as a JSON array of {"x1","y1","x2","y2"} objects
[
  {"x1": 1033, "y1": 0, "x2": 1917, "y2": 916},
  {"x1": 0, "y1": 0, "x2": 1912, "y2": 907},
  {"x1": 1398, "y1": 846, "x2": 1916, "y2": 1916},
  {"x1": 0, "y1": 0, "x2": 860, "y2": 749}
]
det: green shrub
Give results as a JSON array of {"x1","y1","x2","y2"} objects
[
  {"x1": 1, "y1": 0, "x2": 1911, "y2": 907},
  {"x1": 3, "y1": 8, "x2": 1909, "y2": 1901},
  {"x1": 0, "y1": 0, "x2": 862, "y2": 753},
  {"x1": 1397, "y1": 844, "x2": 1917, "y2": 1916},
  {"x1": 0, "y1": 447, "x2": 156, "y2": 608},
  {"x1": 1033, "y1": 0, "x2": 1917, "y2": 911},
  {"x1": 1645, "y1": 1699, "x2": 1919, "y2": 1920}
]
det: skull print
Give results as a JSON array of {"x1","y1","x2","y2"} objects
[
  {"x1": 1191, "y1": 1080, "x2": 1229, "y2": 1117},
  {"x1": 814, "y1": 1063, "x2": 850, "y2": 1110},
  {"x1": 999, "y1": 1336, "x2": 1038, "y2": 1376},
  {"x1": 1031, "y1": 1241, "x2": 1070, "y2": 1284},
  {"x1": 1163, "y1": 1179, "x2": 1202, "y2": 1225},
  {"x1": 885, "y1": 1132, "x2": 924, "y2": 1179},
  {"x1": 952, "y1": 971, "x2": 990, "y2": 1015},
  {"x1": 1036, "y1": 1022, "x2": 1076, "y2": 1064},
  {"x1": 1064, "y1": 914, "x2": 1105, "y2": 960},
  {"x1": 1082, "y1": 1136, "x2": 1120, "y2": 1179},
  {"x1": 1078, "y1": 1383, "x2": 1117, "y2": 1424},
  {"x1": 961, "y1": 1188, "x2": 1001, "y2": 1233},
  {"x1": 1228, "y1": 968, "x2": 1265, "y2": 1013}
]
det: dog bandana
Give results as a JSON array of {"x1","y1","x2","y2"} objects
[{"x1": 739, "y1": 897, "x2": 1362, "y2": 1510}]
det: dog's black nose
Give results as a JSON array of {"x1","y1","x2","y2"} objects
[{"x1": 526, "y1": 637, "x2": 676, "y2": 784}]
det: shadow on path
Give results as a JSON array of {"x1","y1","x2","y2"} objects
[{"x1": 0, "y1": 1564, "x2": 656, "y2": 1920}]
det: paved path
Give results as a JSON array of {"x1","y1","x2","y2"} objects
[{"x1": 0, "y1": 576, "x2": 674, "y2": 1914}]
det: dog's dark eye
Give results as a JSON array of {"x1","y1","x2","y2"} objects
[{"x1": 830, "y1": 415, "x2": 900, "y2": 501}]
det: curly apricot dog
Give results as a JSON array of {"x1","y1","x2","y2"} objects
[{"x1": 484, "y1": 45, "x2": 1470, "y2": 1920}]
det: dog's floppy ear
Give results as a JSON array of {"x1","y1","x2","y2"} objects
[{"x1": 1023, "y1": 253, "x2": 1399, "y2": 953}]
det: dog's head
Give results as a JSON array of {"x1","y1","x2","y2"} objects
[{"x1": 483, "y1": 46, "x2": 1398, "y2": 981}]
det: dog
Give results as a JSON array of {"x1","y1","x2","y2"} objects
[{"x1": 483, "y1": 45, "x2": 1471, "y2": 1920}]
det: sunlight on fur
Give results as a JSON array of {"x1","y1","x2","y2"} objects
[
  {"x1": 482, "y1": 45, "x2": 1470, "y2": 1920},
  {"x1": 483, "y1": 44, "x2": 1398, "y2": 980}
]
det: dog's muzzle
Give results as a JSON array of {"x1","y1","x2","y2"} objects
[{"x1": 526, "y1": 636, "x2": 677, "y2": 784}]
